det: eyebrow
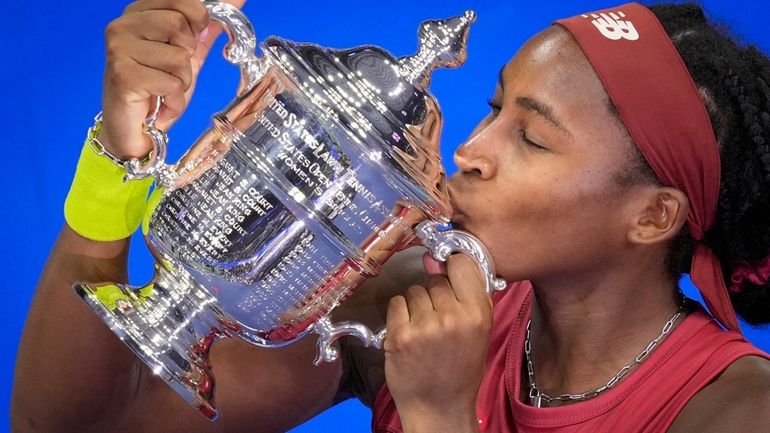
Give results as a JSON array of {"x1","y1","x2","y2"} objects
[
  {"x1": 515, "y1": 96, "x2": 572, "y2": 138},
  {"x1": 497, "y1": 65, "x2": 572, "y2": 138}
]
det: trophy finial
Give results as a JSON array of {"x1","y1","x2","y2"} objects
[{"x1": 398, "y1": 10, "x2": 476, "y2": 89}]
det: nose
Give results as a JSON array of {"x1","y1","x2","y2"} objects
[{"x1": 453, "y1": 126, "x2": 497, "y2": 180}]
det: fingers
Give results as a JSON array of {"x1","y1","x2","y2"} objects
[
  {"x1": 386, "y1": 295, "x2": 410, "y2": 330},
  {"x1": 101, "y1": 57, "x2": 188, "y2": 157},
  {"x1": 106, "y1": 9, "x2": 202, "y2": 66},
  {"x1": 125, "y1": 40, "x2": 195, "y2": 90},
  {"x1": 383, "y1": 257, "x2": 493, "y2": 366},
  {"x1": 107, "y1": 59, "x2": 187, "y2": 100},
  {"x1": 385, "y1": 267, "x2": 486, "y2": 326},
  {"x1": 226, "y1": 0, "x2": 248, "y2": 8},
  {"x1": 427, "y1": 275, "x2": 459, "y2": 309},
  {"x1": 423, "y1": 252, "x2": 489, "y2": 306},
  {"x1": 422, "y1": 251, "x2": 447, "y2": 276},
  {"x1": 445, "y1": 254, "x2": 489, "y2": 306},
  {"x1": 190, "y1": 0, "x2": 249, "y2": 76},
  {"x1": 99, "y1": 0, "x2": 213, "y2": 158},
  {"x1": 389, "y1": 253, "x2": 489, "y2": 323},
  {"x1": 123, "y1": 0, "x2": 209, "y2": 35},
  {"x1": 405, "y1": 285, "x2": 434, "y2": 317},
  {"x1": 190, "y1": 22, "x2": 224, "y2": 75},
  {"x1": 385, "y1": 283, "x2": 446, "y2": 336}
]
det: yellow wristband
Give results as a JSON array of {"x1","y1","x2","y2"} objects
[{"x1": 64, "y1": 141, "x2": 154, "y2": 241}]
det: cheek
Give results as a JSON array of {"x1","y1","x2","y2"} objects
[{"x1": 481, "y1": 163, "x2": 627, "y2": 279}]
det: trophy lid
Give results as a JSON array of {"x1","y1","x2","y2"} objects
[{"x1": 259, "y1": 12, "x2": 475, "y2": 216}]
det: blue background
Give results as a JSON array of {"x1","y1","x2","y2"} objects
[{"x1": 4, "y1": 1, "x2": 770, "y2": 431}]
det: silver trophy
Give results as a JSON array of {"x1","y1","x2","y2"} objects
[{"x1": 75, "y1": 2, "x2": 506, "y2": 420}]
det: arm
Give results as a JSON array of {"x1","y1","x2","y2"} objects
[
  {"x1": 11, "y1": 1, "x2": 345, "y2": 431},
  {"x1": 668, "y1": 355, "x2": 770, "y2": 433},
  {"x1": 12, "y1": 228, "x2": 140, "y2": 431},
  {"x1": 12, "y1": 228, "x2": 344, "y2": 433},
  {"x1": 11, "y1": 226, "x2": 431, "y2": 432}
]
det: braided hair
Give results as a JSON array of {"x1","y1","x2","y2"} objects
[{"x1": 623, "y1": 3, "x2": 770, "y2": 325}]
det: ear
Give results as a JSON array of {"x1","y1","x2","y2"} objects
[{"x1": 627, "y1": 187, "x2": 690, "y2": 245}]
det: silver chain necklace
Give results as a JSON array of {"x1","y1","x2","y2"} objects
[{"x1": 524, "y1": 300, "x2": 686, "y2": 408}]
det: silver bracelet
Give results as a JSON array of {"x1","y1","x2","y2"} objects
[
  {"x1": 85, "y1": 107, "x2": 168, "y2": 182},
  {"x1": 86, "y1": 112, "x2": 150, "y2": 168}
]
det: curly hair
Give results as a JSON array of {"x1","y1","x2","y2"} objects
[{"x1": 620, "y1": 3, "x2": 770, "y2": 325}]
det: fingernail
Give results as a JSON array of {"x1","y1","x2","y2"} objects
[
  {"x1": 422, "y1": 252, "x2": 447, "y2": 276},
  {"x1": 198, "y1": 25, "x2": 210, "y2": 43}
]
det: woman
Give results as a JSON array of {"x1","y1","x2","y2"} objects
[
  {"x1": 372, "y1": 3, "x2": 770, "y2": 432},
  {"x1": 11, "y1": 1, "x2": 770, "y2": 432}
]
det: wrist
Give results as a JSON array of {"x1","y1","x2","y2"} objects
[
  {"x1": 96, "y1": 127, "x2": 153, "y2": 161},
  {"x1": 64, "y1": 136, "x2": 154, "y2": 242},
  {"x1": 90, "y1": 111, "x2": 153, "y2": 165}
]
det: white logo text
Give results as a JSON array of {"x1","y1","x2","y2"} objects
[{"x1": 582, "y1": 11, "x2": 639, "y2": 41}]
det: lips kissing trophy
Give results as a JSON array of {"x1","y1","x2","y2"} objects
[{"x1": 75, "y1": 1, "x2": 506, "y2": 419}]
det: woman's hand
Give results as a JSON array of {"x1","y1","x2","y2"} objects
[
  {"x1": 99, "y1": 0, "x2": 245, "y2": 159},
  {"x1": 384, "y1": 253, "x2": 493, "y2": 433}
]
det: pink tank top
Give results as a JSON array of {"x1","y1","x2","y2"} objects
[{"x1": 372, "y1": 282, "x2": 769, "y2": 433}]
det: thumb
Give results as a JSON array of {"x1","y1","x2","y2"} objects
[
  {"x1": 446, "y1": 254, "x2": 488, "y2": 304},
  {"x1": 423, "y1": 251, "x2": 448, "y2": 277},
  {"x1": 159, "y1": 0, "x2": 248, "y2": 126},
  {"x1": 192, "y1": 0, "x2": 248, "y2": 72}
]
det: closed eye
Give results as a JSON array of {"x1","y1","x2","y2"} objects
[
  {"x1": 520, "y1": 130, "x2": 548, "y2": 151},
  {"x1": 486, "y1": 98, "x2": 502, "y2": 116}
]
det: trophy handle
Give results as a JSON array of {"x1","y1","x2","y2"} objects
[
  {"x1": 414, "y1": 219, "x2": 508, "y2": 295},
  {"x1": 203, "y1": 1, "x2": 266, "y2": 95},
  {"x1": 310, "y1": 220, "x2": 506, "y2": 364},
  {"x1": 122, "y1": 96, "x2": 175, "y2": 185},
  {"x1": 311, "y1": 316, "x2": 387, "y2": 365},
  {"x1": 125, "y1": 2, "x2": 265, "y2": 186}
]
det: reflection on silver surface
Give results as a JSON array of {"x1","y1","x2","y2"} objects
[{"x1": 75, "y1": 2, "x2": 501, "y2": 420}]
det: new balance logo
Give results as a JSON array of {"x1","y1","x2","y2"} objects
[{"x1": 581, "y1": 11, "x2": 639, "y2": 41}]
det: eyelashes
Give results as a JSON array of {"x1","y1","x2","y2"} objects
[
  {"x1": 519, "y1": 131, "x2": 547, "y2": 151},
  {"x1": 486, "y1": 99, "x2": 547, "y2": 151},
  {"x1": 485, "y1": 98, "x2": 549, "y2": 151},
  {"x1": 486, "y1": 98, "x2": 502, "y2": 115}
]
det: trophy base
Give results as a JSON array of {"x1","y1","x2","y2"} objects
[{"x1": 74, "y1": 263, "x2": 231, "y2": 420}]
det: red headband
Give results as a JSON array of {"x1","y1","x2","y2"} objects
[{"x1": 556, "y1": 3, "x2": 740, "y2": 331}]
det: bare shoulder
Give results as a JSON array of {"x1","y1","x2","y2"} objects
[{"x1": 669, "y1": 355, "x2": 770, "y2": 433}]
